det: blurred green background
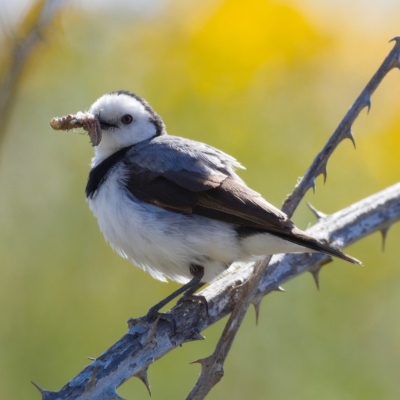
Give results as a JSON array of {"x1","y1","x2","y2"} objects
[{"x1": 1, "y1": 0, "x2": 400, "y2": 398}]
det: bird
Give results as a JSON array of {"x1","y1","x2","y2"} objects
[{"x1": 65, "y1": 90, "x2": 361, "y2": 322}]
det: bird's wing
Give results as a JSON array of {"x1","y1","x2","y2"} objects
[
  {"x1": 122, "y1": 137, "x2": 361, "y2": 265},
  {"x1": 122, "y1": 139, "x2": 361, "y2": 265},
  {"x1": 123, "y1": 140, "x2": 293, "y2": 232}
]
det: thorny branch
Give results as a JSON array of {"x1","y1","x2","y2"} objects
[
  {"x1": 0, "y1": 0, "x2": 63, "y2": 149},
  {"x1": 282, "y1": 36, "x2": 400, "y2": 216},
  {"x1": 35, "y1": 183, "x2": 400, "y2": 400},
  {"x1": 185, "y1": 36, "x2": 400, "y2": 399},
  {"x1": 33, "y1": 38, "x2": 400, "y2": 399}
]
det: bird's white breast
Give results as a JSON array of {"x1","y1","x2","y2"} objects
[{"x1": 87, "y1": 165, "x2": 242, "y2": 283}]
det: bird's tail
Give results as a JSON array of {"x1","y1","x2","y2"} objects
[
  {"x1": 308, "y1": 239, "x2": 361, "y2": 265},
  {"x1": 274, "y1": 227, "x2": 362, "y2": 265}
]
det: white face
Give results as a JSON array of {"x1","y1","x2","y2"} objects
[{"x1": 89, "y1": 92, "x2": 165, "y2": 161}]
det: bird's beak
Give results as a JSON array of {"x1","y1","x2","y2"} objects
[{"x1": 98, "y1": 118, "x2": 117, "y2": 131}]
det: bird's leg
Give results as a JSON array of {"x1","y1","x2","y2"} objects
[
  {"x1": 177, "y1": 266, "x2": 208, "y2": 315},
  {"x1": 146, "y1": 266, "x2": 206, "y2": 330}
]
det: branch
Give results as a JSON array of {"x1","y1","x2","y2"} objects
[
  {"x1": 35, "y1": 182, "x2": 400, "y2": 400},
  {"x1": 282, "y1": 36, "x2": 400, "y2": 216},
  {"x1": 0, "y1": 0, "x2": 64, "y2": 150},
  {"x1": 186, "y1": 37, "x2": 400, "y2": 399}
]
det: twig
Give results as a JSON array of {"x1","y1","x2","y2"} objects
[
  {"x1": 0, "y1": 0, "x2": 64, "y2": 150},
  {"x1": 185, "y1": 255, "x2": 272, "y2": 400},
  {"x1": 282, "y1": 36, "x2": 400, "y2": 217},
  {"x1": 185, "y1": 36, "x2": 400, "y2": 399},
  {"x1": 36, "y1": 182, "x2": 400, "y2": 400}
]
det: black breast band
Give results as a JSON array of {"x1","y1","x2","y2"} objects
[{"x1": 85, "y1": 145, "x2": 134, "y2": 199}]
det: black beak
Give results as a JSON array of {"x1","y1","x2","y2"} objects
[{"x1": 98, "y1": 118, "x2": 117, "y2": 131}]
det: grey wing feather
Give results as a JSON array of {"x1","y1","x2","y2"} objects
[
  {"x1": 123, "y1": 135, "x2": 290, "y2": 229},
  {"x1": 129, "y1": 135, "x2": 245, "y2": 179}
]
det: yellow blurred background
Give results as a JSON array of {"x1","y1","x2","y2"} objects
[{"x1": 1, "y1": 0, "x2": 400, "y2": 398}]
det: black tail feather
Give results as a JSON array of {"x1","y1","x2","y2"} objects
[{"x1": 273, "y1": 227, "x2": 362, "y2": 265}]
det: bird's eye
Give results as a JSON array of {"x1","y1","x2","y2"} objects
[{"x1": 121, "y1": 114, "x2": 133, "y2": 124}]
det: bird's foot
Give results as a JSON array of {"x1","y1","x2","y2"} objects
[
  {"x1": 146, "y1": 306, "x2": 177, "y2": 332},
  {"x1": 177, "y1": 293, "x2": 209, "y2": 317}
]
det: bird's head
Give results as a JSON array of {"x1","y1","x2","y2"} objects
[{"x1": 89, "y1": 91, "x2": 166, "y2": 161}]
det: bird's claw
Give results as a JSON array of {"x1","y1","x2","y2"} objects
[{"x1": 177, "y1": 294, "x2": 209, "y2": 317}]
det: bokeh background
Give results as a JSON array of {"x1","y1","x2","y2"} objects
[{"x1": 1, "y1": 0, "x2": 400, "y2": 399}]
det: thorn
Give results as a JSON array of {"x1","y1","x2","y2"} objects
[
  {"x1": 389, "y1": 36, "x2": 400, "y2": 46},
  {"x1": 306, "y1": 201, "x2": 327, "y2": 221},
  {"x1": 31, "y1": 382, "x2": 53, "y2": 399},
  {"x1": 310, "y1": 267, "x2": 321, "y2": 290},
  {"x1": 321, "y1": 166, "x2": 328, "y2": 184},
  {"x1": 343, "y1": 129, "x2": 356, "y2": 149},
  {"x1": 190, "y1": 357, "x2": 207, "y2": 367},
  {"x1": 272, "y1": 286, "x2": 285, "y2": 292},
  {"x1": 309, "y1": 258, "x2": 332, "y2": 290},
  {"x1": 187, "y1": 332, "x2": 205, "y2": 342},
  {"x1": 31, "y1": 381, "x2": 46, "y2": 395},
  {"x1": 389, "y1": 36, "x2": 400, "y2": 68},
  {"x1": 87, "y1": 357, "x2": 96, "y2": 361},
  {"x1": 191, "y1": 356, "x2": 224, "y2": 379},
  {"x1": 311, "y1": 180, "x2": 316, "y2": 194},
  {"x1": 183, "y1": 331, "x2": 205, "y2": 343},
  {"x1": 380, "y1": 227, "x2": 390, "y2": 251},
  {"x1": 135, "y1": 367, "x2": 151, "y2": 396},
  {"x1": 365, "y1": 98, "x2": 371, "y2": 114},
  {"x1": 142, "y1": 316, "x2": 160, "y2": 345},
  {"x1": 84, "y1": 366, "x2": 98, "y2": 392},
  {"x1": 251, "y1": 295, "x2": 263, "y2": 325},
  {"x1": 317, "y1": 161, "x2": 328, "y2": 184}
]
